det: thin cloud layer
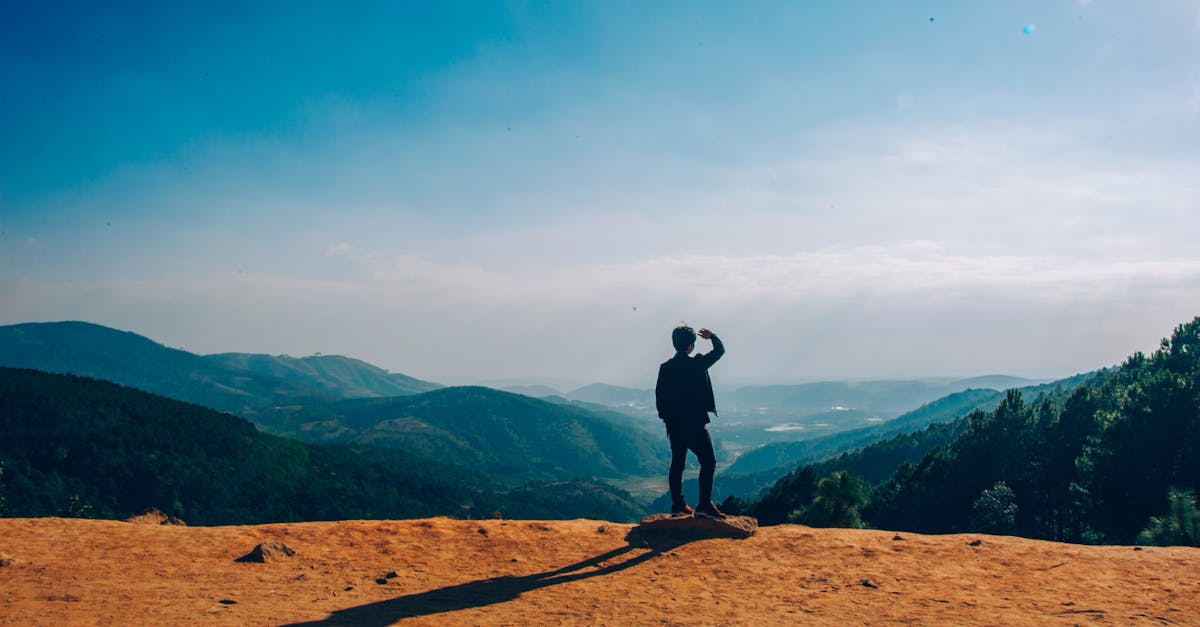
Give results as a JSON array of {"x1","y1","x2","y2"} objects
[
  {"x1": 4, "y1": 238, "x2": 1198, "y2": 385},
  {"x1": 2, "y1": 3, "x2": 1198, "y2": 384}
]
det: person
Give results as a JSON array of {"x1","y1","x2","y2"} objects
[{"x1": 655, "y1": 324, "x2": 726, "y2": 518}]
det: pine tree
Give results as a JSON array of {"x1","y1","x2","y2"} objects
[
  {"x1": 793, "y1": 471, "x2": 867, "y2": 528},
  {"x1": 1137, "y1": 488, "x2": 1200, "y2": 547},
  {"x1": 970, "y1": 481, "x2": 1018, "y2": 535}
]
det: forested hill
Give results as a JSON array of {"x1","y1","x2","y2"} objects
[
  {"x1": 0, "y1": 367, "x2": 647, "y2": 524},
  {"x1": 0, "y1": 321, "x2": 667, "y2": 488},
  {"x1": 727, "y1": 388, "x2": 1007, "y2": 476},
  {"x1": 253, "y1": 386, "x2": 667, "y2": 483},
  {"x1": 739, "y1": 316, "x2": 1200, "y2": 546},
  {"x1": 0, "y1": 321, "x2": 439, "y2": 415},
  {"x1": 205, "y1": 352, "x2": 439, "y2": 398},
  {"x1": 727, "y1": 373, "x2": 1096, "y2": 477}
]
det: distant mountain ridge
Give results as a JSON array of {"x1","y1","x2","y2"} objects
[
  {"x1": 501, "y1": 384, "x2": 562, "y2": 398},
  {"x1": 547, "y1": 376, "x2": 1046, "y2": 423},
  {"x1": 0, "y1": 321, "x2": 440, "y2": 415},
  {"x1": 254, "y1": 386, "x2": 667, "y2": 484},
  {"x1": 724, "y1": 374, "x2": 1094, "y2": 477},
  {"x1": 206, "y1": 352, "x2": 439, "y2": 398},
  {"x1": 724, "y1": 376, "x2": 1046, "y2": 416},
  {"x1": 566, "y1": 382, "x2": 654, "y2": 408}
]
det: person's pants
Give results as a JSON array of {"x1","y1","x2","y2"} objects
[{"x1": 667, "y1": 422, "x2": 717, "y2": 508}]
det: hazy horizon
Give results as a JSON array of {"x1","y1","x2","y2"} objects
[
  {"x1": 0, "y1": 317, "x2": 1098, "y2": 390},
  {"x1": 3, "y1": 2, "x2": 1198, "y2": 386}
]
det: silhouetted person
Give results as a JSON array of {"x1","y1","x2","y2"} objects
[{"x1": 655, "y1": 324, "x2": 725, "y2": 518}]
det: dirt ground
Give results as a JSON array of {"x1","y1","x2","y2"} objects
[{"x1": 1, "y1": 516, "x2": 1198, "y2": 625}]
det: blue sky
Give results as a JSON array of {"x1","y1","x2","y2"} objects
[{"x1": 2, "y1": 1, "x2": 1199, "y2": 387}]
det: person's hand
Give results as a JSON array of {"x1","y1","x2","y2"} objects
[{"x1": 698, "y1": 328, "x2": 714, "y2": 340}]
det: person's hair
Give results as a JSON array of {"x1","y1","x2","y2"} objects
[{"x1": 671, "y1": 324, "x2": 696, "y2": 352}]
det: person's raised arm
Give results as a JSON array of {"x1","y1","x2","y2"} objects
[{"x1": 693, "y1": 328, "x2": 724, "y2": 369}]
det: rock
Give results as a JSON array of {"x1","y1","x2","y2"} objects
[
  {"x1": 0, "y1": 552, "x2": 16, "y2": 567},
  {"x1": 634, "y1": 514, "x2": 757, "y2": 539},
  {"x1": 968, "y1": 539, "x2": 983, "y2": 547},
  {"x1": 892, "y1": 535, "x2": 904, "y2": 541},
  {"x1": 124, "y1": 509, "x2": 168, "y2": 525},
  {"x1": 234, "y1": 542, "x2": 296, "y2": 563},
  {"x1": 125, "y1": 508, "x2": 187, "y2": 526},
  {"x1": 860, "y1": 579, "x2": 879, "y2": 589}
]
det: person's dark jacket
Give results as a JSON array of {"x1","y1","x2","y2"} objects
[{"x1": 655, "y1": 335, "x2": 724, "y2": 427}]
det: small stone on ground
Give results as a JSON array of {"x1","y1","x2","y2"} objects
[{"x1": 234, "y1": 542, "x2": 296, "y2": 563}]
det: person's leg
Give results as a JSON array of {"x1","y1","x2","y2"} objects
[
  {"x1": 690, "y1": 427, "x2": 718, "y2": 509},
  {"x1": 667, "y1": 426, "x2": 690, "y2": 509}
]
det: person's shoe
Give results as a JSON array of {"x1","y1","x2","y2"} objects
[
  {"x1": 694, "y1": 501, "x2": 726, "y2": 519},
  {"x1": 670, "y1": 503, "x2": 695, "y2": 517}
]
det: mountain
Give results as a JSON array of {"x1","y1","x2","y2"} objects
[
  {"x1": 726, "y1": 373, "x2": 1096, "y2": 477},
  {"x1": 0, "y1": 321, "x2": 317, "y2": 414},
  {"x1": 724, "y1": 376, "x2": 1044, "y2": 419},
  {"x1": 0, "y1": 321, "x2": 438, "y2": 415},
  {"x1": 566, "y1": 383, "x2": 654, "y2": 408},
  {"x1": 253, "y1": 386, "x2": 668, "y2": 483},
  {"x1": 501, "y1": 384, "x2": 562, "y2": 397},
  {"x1": 953, "y1": 374, "x2": 1041, "y2": 390},
  {"x1": 206, "y1": 352, "x2": 439, "y2": 398},
  {"x1": 0, "y1": 320, "x2": 664, "y2": 491},
  {"x1": 540, "y1": 396, "x2": 661, "y2": 434},
  {"x1": 747, "y1": 315, "x2": 1200, "y2": 545},
  {"x1": 0, "y1": 367, "x2": 647, "y2": 524},
  {"x1": 726, "y1": 388, "x2": 1007, "y2": 475}
]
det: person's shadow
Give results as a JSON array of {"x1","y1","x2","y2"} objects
[{"x1": 280, "y1": 526, "x2": 696, "y2": 626}]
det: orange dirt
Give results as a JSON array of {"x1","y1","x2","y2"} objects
[{"x1": 1, "y1": 516, "x2": 1197, "y2": 625}]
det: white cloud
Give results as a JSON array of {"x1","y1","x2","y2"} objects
[
  {"x1": 6, "y1": 238, "x2": 1198, "y2": 385},
  {"x1": 324, "y1": 242, "x2": 354, "y2": 257}
]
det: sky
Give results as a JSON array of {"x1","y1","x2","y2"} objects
[{"x1": 2, "y1": 1, "x2": 1199, "y2": 388}]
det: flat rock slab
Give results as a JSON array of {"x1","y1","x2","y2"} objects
[{"x1": 635, "y1": 514, "x2": 757, "y2": 539}]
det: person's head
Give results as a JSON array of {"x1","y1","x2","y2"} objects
[{"x1": 671, "y1": 324, "x2": 696, "y2": 354}]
